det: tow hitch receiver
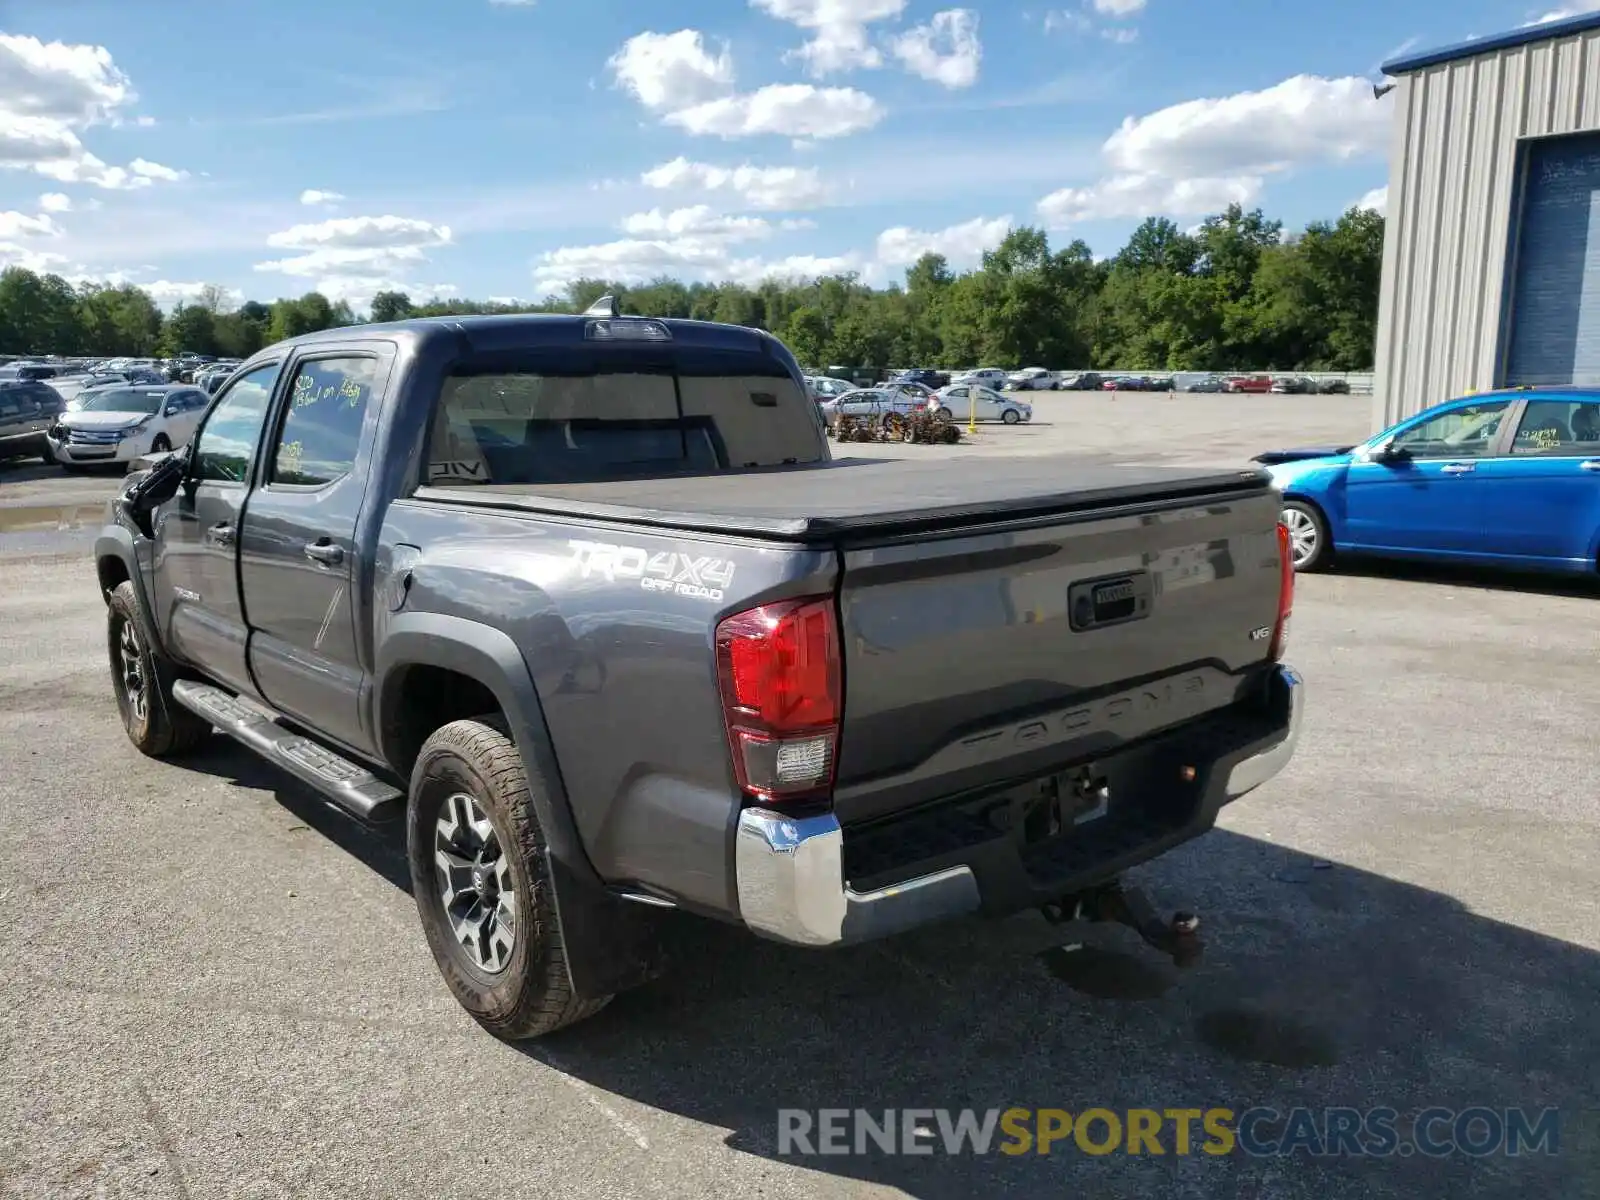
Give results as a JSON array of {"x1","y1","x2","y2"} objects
[{"x1": 1040, "y1": 880, "x2": 1203, "y2": 969}]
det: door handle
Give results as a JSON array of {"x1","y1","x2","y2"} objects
[
  {"x1": 206, "y1": 522, "x2": 235, "y2": 546},
  {"x1": 1439, "y1": 463, "x2": 1476, "y2": 474},
  {"x1": 1580, "y1": 460, "x2": 1600, "y2": 472},
  {"x1": 303, "y1": 540, "x2": 344, "y2": 566}
]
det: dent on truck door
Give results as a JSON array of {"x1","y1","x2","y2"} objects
[
  {"x1": 152, "y1": 362, "x2": 280, "y2": 693},
  {"x1": 239, "y1": 350, "x2": 391, "y2": 755}
]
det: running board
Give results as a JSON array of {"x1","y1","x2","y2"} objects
[{"x1": 171, "y1": 680, "x2": 403, "y2": 820}]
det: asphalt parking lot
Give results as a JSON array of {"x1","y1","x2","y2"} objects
[{"x1": 1, "y1": 393, "x2": 1594, "y2": 1199}]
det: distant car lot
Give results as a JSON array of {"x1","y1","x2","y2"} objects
[{"x1": 0, "y1": 390, "x2": 1591, "y2": 1199}]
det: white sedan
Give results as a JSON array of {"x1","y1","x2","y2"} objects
[
  {"x1": 929, "y1": 384, "x2": 1033, "y2": 424},
  {"x1": 47, "y1": 384, "x2": 211, "y2": 467}
]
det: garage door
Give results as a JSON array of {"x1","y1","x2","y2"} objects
[{"x1": 1503, "y1": 132, "x2": 1600, "y2": 387}]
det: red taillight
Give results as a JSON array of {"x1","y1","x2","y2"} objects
[
  {"x1": 1269, "y1": 521, "x2": 1294, "y2": 660},
  {"x1": 716, "y1": 596, "x2": 842, "y2": 805}
]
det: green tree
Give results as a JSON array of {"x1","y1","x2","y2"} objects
[
  {"x1": 161, "y1": 303, "x2": 218, "y2": 356},
  {"x1": 369, "y1": 291, "x2": 413, "y2": 323}
]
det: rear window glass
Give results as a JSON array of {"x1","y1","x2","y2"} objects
[{"x1": 426, "y1": 351, "x2": 823, "y2": 487}]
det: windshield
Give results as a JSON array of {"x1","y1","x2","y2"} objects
[{"x1": 77, "y1": 388, "x2": 164, "y2": 414}]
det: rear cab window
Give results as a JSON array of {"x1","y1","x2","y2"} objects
[{"x1": 426, "y1": 345, "x2": 822, "y2": 487}]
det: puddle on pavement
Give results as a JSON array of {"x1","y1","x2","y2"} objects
[
  {"x1": 1196, "y1": 1007, "x2": 1340, "y2": 1068},
  {"x1": 0, "y1": 502, "x2": 105, "y2": 533},
  {"x1": 1038, "y1": 943, "x2": 1175, "y2": 1000}
]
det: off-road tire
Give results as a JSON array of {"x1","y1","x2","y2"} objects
[
  {"x1": 407, "y1": 718, "x2": 611, "y2": 1040},
  {"x1": 107, "y1": 581, "x2": 211, "y2": 757}
]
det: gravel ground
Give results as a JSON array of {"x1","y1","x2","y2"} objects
[{"x1": 0, "y1": 393, "x2": 1594, "y2": 1199}]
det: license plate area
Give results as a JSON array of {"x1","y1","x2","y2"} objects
[{"x1": 1069, "y1": 570, "x2": 1151, "y2": 631}]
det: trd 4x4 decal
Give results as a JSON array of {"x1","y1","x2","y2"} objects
[{"x1": 568, "y1": 540, "x2": 735, "y2": 602}]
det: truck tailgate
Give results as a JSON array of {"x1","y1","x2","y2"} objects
[{"x1": 832, "y1": 485, "x2": 1284, "y2": 825}]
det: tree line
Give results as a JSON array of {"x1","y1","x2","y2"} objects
[{"x1": 0, "y1": 203, "x2": 1384, "y2": 372}]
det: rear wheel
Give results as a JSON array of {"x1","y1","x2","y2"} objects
[
  {"x1": 1281, "y1": 500, "x2": 1331, "y2": 572},
  {"x1": 107, "y1": 582, "x2": 211, "y2": 757},
  {"x1": 408, "y1": 718, "x2": 611, "y2": 1040},
  {"x1": 935, "y1": 407, "x2": 953, "y2": 420}
]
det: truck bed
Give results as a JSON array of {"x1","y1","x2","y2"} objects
[{"x1": 413, "y1": 456, "x2": 1272, "y2": 542}]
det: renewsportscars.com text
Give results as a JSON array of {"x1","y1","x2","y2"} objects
[{"x1": 776, "y1": 1107, "x2": 1560, "y2": 1158}]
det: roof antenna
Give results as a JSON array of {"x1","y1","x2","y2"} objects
[{"x1": 583, "y1": 294, "x2": 620, "y2": 317}]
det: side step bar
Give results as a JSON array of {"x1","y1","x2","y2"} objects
[{"x1": 171, "y1": 680, "x2": 403, "y2": 820}]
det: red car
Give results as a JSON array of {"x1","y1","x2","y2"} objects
[{"x1": 1226, "y1": 374, "x2": 1273, "y2": 393}]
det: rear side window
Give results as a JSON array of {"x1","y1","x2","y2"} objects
[{"x1": 426, "y1": 351, "x2": 822, "y2": 487}]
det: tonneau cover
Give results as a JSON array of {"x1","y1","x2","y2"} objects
[{"x1": 413, "y1": 455, "x2": 1271, "y2": 542}]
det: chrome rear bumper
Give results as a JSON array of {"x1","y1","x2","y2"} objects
[{"x1": 734, "y1": 664, "x2": 1305, "y2": 948}]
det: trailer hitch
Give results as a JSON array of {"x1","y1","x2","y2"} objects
[{"x1": 1040, "y1": 880, "x2": 1203, "y2": 969}]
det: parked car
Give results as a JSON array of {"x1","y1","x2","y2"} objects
[
  {"x1": 1184, "y1": 375, "x2": 1227, "y2": 393},
  {"x1": 893, "y1": 367, "x2": 950, "y2": 390},
  {"x1": 97, "y1": 302, "x2": 1302, "y2": 1039},
  {"x1": 57, "y1": 368, "x2": 170, "y2": 408},
  {"x1": 882, "y1": 380, "x2": 937, "y2": 404},
  {"x1": 1318, "y1": 378, "x2": 1352, "y2": 394},
  {"x1": 1146, "y1": 375, "x2": 1176, "y2": 392},
  {"x1": 1006, "y1": 367, "x2": 1056, "y2": 391},
  {"x1": 0, "y1": 379, "x2": 66, "y2": 464},
  {"x1": 0, "y1": 363, "x2": 63, "y2": 383},
  {"x1": 1257, "y1": 389, "x2": 1600, "y2": 574},
  {"x1": 1057, "y1": 372, "x2": 1109, "y2": 391},
  {"x1": 804, "y1": 376, "x2": 854, "y2": 402},
  {"x1": 931, "y1": 384, "x2": 1033, "y2": 424},
  {"x1": 819, "y1": 387, "x2": 923, "y2": 429},
  {"x1": 47, "y1": 384, "x2": 211, "y2": 468},
  {"x1": 1270, "y1": 376, "x2": 1315, "y2": 394},
  {"x1": 953, "y1": 368, "x2": 1010, "y2": 391},
  {"x1": 1226, "y1": 375, "x2": 1273, "y2": 394}
]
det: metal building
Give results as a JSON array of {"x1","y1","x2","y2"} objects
[{"x1": 1373, "y1": 11, "x2": 1600, "y2": 429}]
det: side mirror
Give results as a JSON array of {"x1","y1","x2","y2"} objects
[
  {"x1": 1370, "y1": 438, "x2": 1408, "y2": 464},
  {"x1": 164, "y1": 404, "x2": 179, "y2": 416}
]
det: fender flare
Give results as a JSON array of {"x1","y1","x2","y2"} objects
[
  {"x1": 94, "y1": 526, "x2": 165, "y2": 653},
  {"x1": 376, "y1": 612, "x2": 665, "y2": 999}
]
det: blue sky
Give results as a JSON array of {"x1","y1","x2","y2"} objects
[{"x1": 0, "y1": 0, "x2": 1588, "y2": 311}]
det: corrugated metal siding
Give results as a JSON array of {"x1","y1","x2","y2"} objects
[{"x1": 1373, "y1": 29, "x2": 1600, "y2": 429}]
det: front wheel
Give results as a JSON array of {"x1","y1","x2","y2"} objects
[
  {"x1": 107, "y1": 582, "x2": 211, "y2": 757},
  {"x1": 408, "y1": 718, "x2": 611, "y2": 1040},
  {"x1": 150, "y1": 434, "x2": 171, "y2": 453},
  {"x1": 1002, "y1": 408, "x2": 1021, "y2": 424},
  {"x1": 1281, "y1": 500, "x2": 1331, "y2": 572}
]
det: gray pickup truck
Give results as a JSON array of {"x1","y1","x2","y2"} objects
[{"x1": 95, "y1": 301, "x2": 1303, "y2": 1039}]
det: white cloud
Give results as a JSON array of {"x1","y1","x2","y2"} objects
[
  {"x1": 620, "y1": 205, "x2": 772, "y2": 240},
  {"x1": 0, "y1": 242, "x2": 66, "y2": 271},
  {"x1": 1104, "y1": 75, "x2": 1389, "y2": 178},
  {"x1": 607, "y1": 30, "x2": 734, "y2": 111},
  {"x1": 640, "y1": 156, "x2": 831, "y2": 208},
  {"x1": 1091, "y1": 0, "x2": 1145, "y2": 14},
  {"x1": 1353, "y1": 185, "x2": 1388, "y2": 214},
  {"x1": 1043, "y1": 9, "x2": 1093, "y2": 34},
  {"x1": 257, "y1": 214, "x2": 454, "y2": 298},
  {"x1": 1038, "y1": 173, "x2": 1262, "y2": 224},
  {"x1": 38, "y1": 192, "x2": 71, "y2": 213},
  {"x1": 0, "y1": 210, "x2": 61, "y2": 239},
  {"x1": 533, "y1": 235, "x2": 863, "y2": 291},
  {"x1": 300, "y1": 188, "x2": 345, "y2": 206},
  {"x1": 139, "y1": 280, "x2": 244, "y2": 309},
  {"x1": 666, "y1": 83, "x2": 882, "y2": 139},
  {"x1": 751, "y1": 0, "x2": 907, "y2": 75},
  {"x1": 875, "y1": 214, "x2": 1011, "y2": 266},
  {"x1": 1523, "y1": 5, "x2": 1599, "y2": 25},
  {"x1": 533, "y1": 210, "x2": 1013, "y2": 292},
  {"x1": 1101, "y1": 27, "x2": 1138, "y2": 43},
  {"x1": 890, "y1": 9, "x2": 982, "y2": 88},
  {"x1": 0, "y1": 34, "x2": 186, "y2": 189},
  {"x1": 1035, "y1": 75, "x2": 1388, "y2": 227}
]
